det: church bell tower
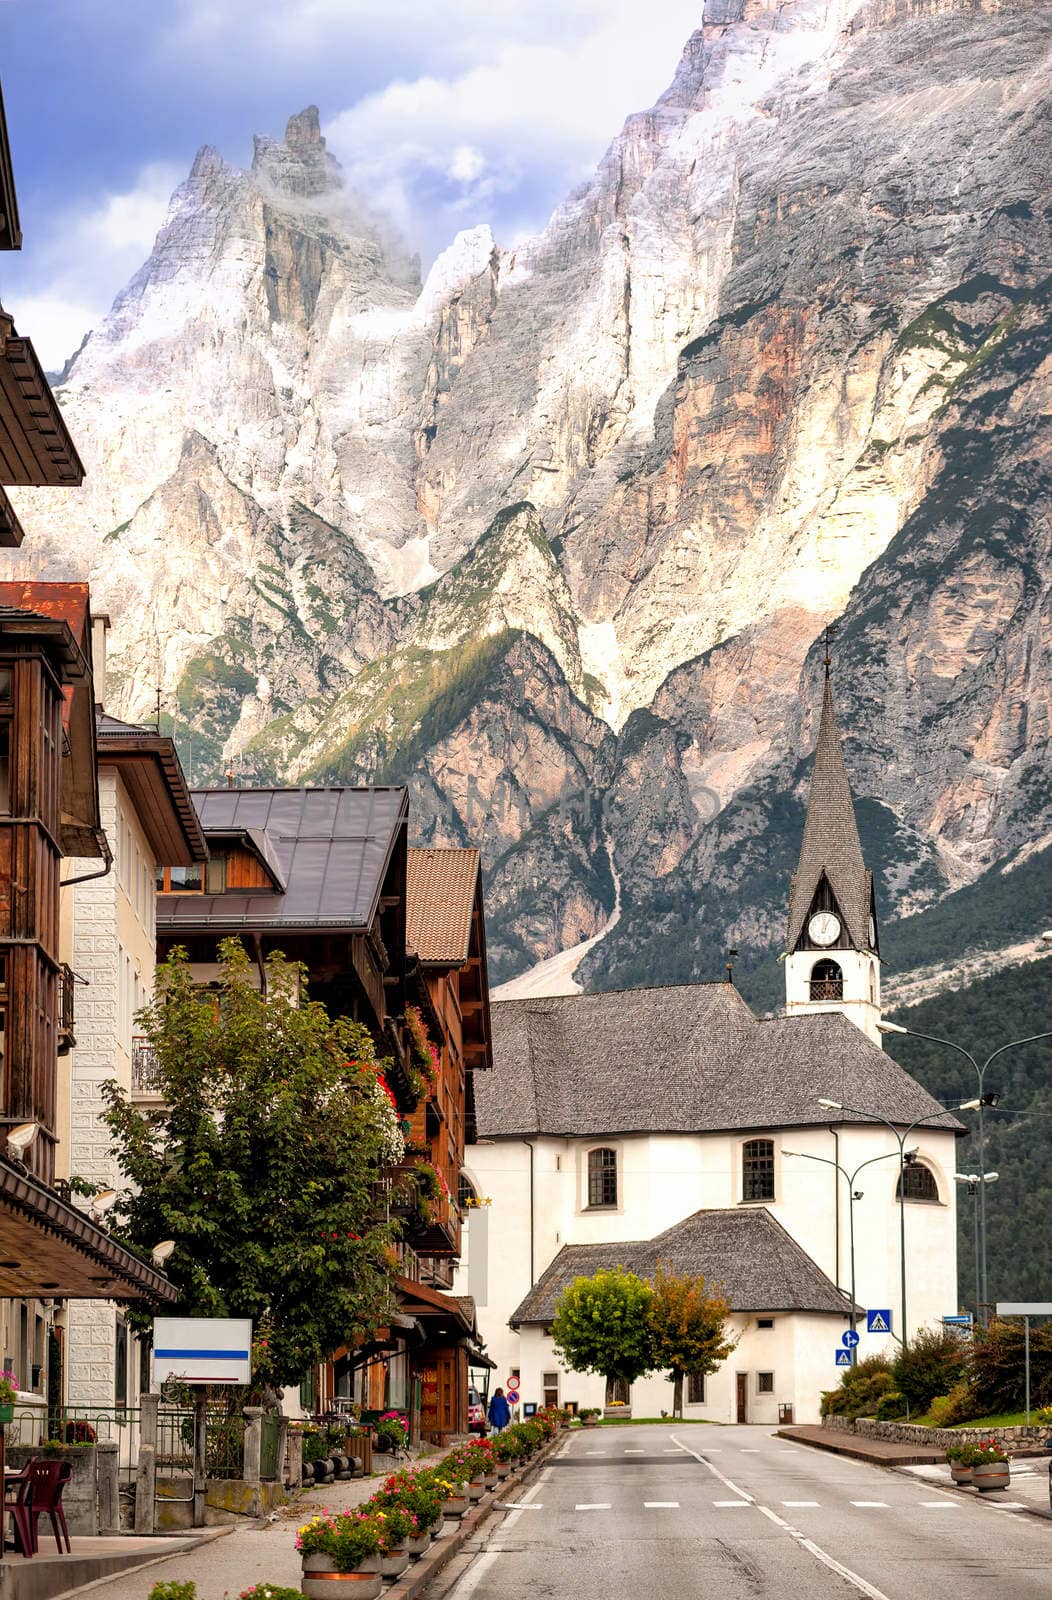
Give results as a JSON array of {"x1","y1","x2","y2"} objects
[{"x1": 784, "y1": 654, "x2": 882, "y2": 1044}]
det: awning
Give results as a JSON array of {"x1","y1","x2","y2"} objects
[{"x1": 0, "y1": 1161, "x2": 177, "y2": 1301}]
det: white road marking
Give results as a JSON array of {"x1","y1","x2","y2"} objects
[
  {"x1": 741, "y1": 1448, "x2": 761, "y2": 1452},
  {"x1": 624, "y1": 1448, "x2": 644, "y2": 1454},
  {"x1": 576, "y1": 1503, "x2": 611, "y2": 1511},
  {"x1": 584, "y1": 1451, "x2": 607, "y2": 1456},
  {"x1": 920, "y1": 1502, "x2": 958, "y2": 1509},
  {"x1": 502, "y1": 1481, "x2": 544, "y2": 1524},
  {"x1": 756, "y1": 1505, "x2": 893, "y2": 1600},
  {"x1": 673, "y1": 1435, "x2": 894, "y2": 1600},
  {"x1": 452, "y1": 1550, "x2": 500, "y2": 1599},
  {"x1": 714, "y1": 1500, "x2": 752, "y2": 1507},
  {"x1": 494, "y1": 1502, "x2": 542, "y2": 1511},
  {"x1": 645, "y1": 1501, "x2": 680, "y2": 1508},
  {"x1": 662, "y1": 1448, "x2": 685, "y2": 1454},
  {"x1": 986, "y1": 1501, "x2": 1028, "y2": 1509},
  {"x1": 783, "y1": 1501, "x2": 819, "y2": 1507},
  {"x1": 851, "y1": 1501, "x2": 889, "y2": 1508}
]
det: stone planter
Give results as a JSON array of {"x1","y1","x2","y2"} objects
[
  {"x1": 406, "y1": 1532, "x2": 431, "y2": 1558},
  {"x1": 949, "y1": 1464, "x2": 973, "y2": 1486},
  {"x1": 361, "y1": 1548, "x2": 411, "y2": 1578},
  {"x1": 441, "y1": 1497, "x2": 469, "y2": 1518},
  {"x1": 302, "y1": 1557, "x2": 383, "y2": 1600},
  {"x1": 582, "y1": 1416, "x2": 599, "y2": 1429},
  {"x1": 495, "y1": 1463, "x2": 512, "y2": 1479},
  {"x1": 467, "y1": 1479, "x2": 486, "y2": 1501},
  {"x1": 974, "y1": 1461, "x2": 1010, "y2": 1493},
  {"x1": 484, "y1": 1472, "x2": 499, "y2": 1489}
]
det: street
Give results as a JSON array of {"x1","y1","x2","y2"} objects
[{"x1": 426, "y1": 1424, "x2": 1052, "y2": 1600}]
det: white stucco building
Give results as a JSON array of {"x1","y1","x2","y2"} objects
[
  {"x1": 456, "y1": 677, "x2": 962, "y2": 1424},
  {"x1": 59, "y1": 631, "x2": 206, "y2": 1411}
]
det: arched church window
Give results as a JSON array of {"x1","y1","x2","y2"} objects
[
  {"x1": 810, "y1": 959, "x2": 843, "y2": 1001},
  {"x1": 587, "y1": 1147, "x2": 618, "y2": 1208},
  {"x1": 742, "y1": 1138, "x2": 775, "y2": 1203},
  {"x1": 896, "y1": 1163, "x2": 940, "y2": 1204}
]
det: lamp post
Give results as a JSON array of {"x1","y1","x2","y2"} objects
[
  {"x1": 953, "y1": 1172, "x2": 999, "y2": 1322},
  {"x1": 783, "y1": 1146, "x2": 901, "y2": 1359},
  {"x1": 878, "y1": 1021, "x2": 1052, "y2": 1319},
  {"x1": 816, "y1": 1097, "x2": 970, "y2": 1345}
]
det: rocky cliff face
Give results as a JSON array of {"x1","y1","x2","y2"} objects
[{"x1": 8, "y1": 1, "x2": 1052, "y2": 986}]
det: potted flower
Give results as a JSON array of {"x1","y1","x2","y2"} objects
[
  {"x1": 580, "y1": 1408, "x2": 600, "y2": 1429},
  {"x1": 359, "y1": 1507, "x2": 414, "y2": 1578},
  {"x1": 967, "y1": 1439, "x2": 1010, "y2": 1492},
  {"x1": 372, "y1": 1472, "x2": 441, "y2": 1552},
  {"x1": 297, "y1": 1511, "x2": 383, "y2": 1600},
  {"x1": 944, "y1": 1444, "x2": 973, "y2": 1486},
  {"x1": 430, "y1": 1464, "x2": 470, "y2": 1518},
  {"x1": 0, "y1": 1372, "x2": 18, "y2": 1424},
  {"x1": 373, "y1": 1410, "x2": 409, "y2": 1455}
]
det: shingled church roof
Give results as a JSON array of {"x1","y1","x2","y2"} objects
[
  {"x1": 476, "y1": 986, "x2": 961, "y2": 1139},
  {"x1": 510, "y1": 1207, "x2": 853, "y2": 1323},
  {"x1": 786, "y1": 674, "x2": 873, "y2": 952}
]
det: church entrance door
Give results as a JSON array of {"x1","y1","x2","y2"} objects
[{"x1": 736, "y1": 1373, "x2": 748, "y2": 1425}]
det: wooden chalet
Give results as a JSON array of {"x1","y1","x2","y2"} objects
[
  {"x1": 0, "y1": 583, "x2": 175, "y2": 1304},
  {"x1": 0, "y1": 83, "x2": 84, "y2": 548}
]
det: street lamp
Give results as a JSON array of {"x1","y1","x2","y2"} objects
[
  {"x1": 876, "y1": 1021, "x2": 1052, "y2": 1319},
  {"x1": 954, "y1": 1172, "x2": 999, "y2": 1321},
  {"x1": 816, "y1": 1097, "x2": 958, "y2": 1344},
  {"x1": 783, "y1": 1146, "x2": 901, "y2": 1359}
]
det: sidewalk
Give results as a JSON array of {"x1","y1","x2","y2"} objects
[
  {"x1": 900, "y1": 1457, "x2": 1052, "y2": 1520},
  {"x1": 776, "y1": 1424, "x2": 944, "y2": 1466}
]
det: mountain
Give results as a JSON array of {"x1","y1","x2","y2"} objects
[{"x1": 7, "y1": 1, "x2": 1052, "y2": 987}]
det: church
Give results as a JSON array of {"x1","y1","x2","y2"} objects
[{"x1": 455, "y1": 677, "x2": 962, "y2": 1425}]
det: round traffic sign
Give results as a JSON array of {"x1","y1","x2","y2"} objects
[
  {"x1": 842, "y1": 1330, "x2": 860, "y2": 1348},
  {"x1": 506, "y1": 1377, "x2": 520, "y2": 1393}
]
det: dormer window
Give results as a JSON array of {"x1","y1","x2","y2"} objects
[
  {"x1": 587, "y1": 1147, "x2": 618, "y2": 1209},
  {"x1": 156, "y1": 864, "x2": 205, "y2": 893}
]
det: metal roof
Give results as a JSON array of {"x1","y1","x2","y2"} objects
[{"x1": 158, "y1": 786, "x2": 409, "y2": 931}]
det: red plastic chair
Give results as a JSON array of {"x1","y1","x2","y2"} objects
[
  {"x1": 27, "y1": 1460, "x2": 71, "y2": 1554},
  {"x1": 4, "y1": 1463, "x2": 36, "y2": 1557}
]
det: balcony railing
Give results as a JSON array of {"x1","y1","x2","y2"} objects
[
  {"x1": 131, "y1": 1036, "x2": 163, "y2": 1096},
  {"x1": 57, "y1": 964, "x2": 76, "y2": 1054},
  {"x1": 809, "y1": 979, "x2": 844, "y2": 1001}
]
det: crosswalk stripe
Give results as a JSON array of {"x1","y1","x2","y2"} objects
[
  {"x1": 783, "y1": 1501, "x2": 819, "y2": 1507},
  {"x1": 575, "y1": 1503, "x2": 611, "y2": 1511},
  {"x1": 851, "y1": 1502, "x2": 889, "y2": 1508},
  {"x1": 644, "y1": 1502, "x2": 680, "y2": 1508},
  {"x1": 986, "y1": 1501, "x2": 1027, "y2": 1509},
  {"x1": 714, "y1": 1499, "x2": 751, "y2": 1507},
  {"x1": 624, "y1": 1449, "x2": 644, "y2": 1454},
  {"x1": 920, "y1": 1502, "x2": 958, "y2": 1509}
]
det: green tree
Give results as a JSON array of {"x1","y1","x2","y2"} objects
[
  {"x1": 648, "y1": 1266, "x2": 737, "y2": 1418},
  {"x1": 551, "y1": 1268, "x2": 655, "y2": 1396},
  {"x1": 102, "y1": 939, "x2": 403, "y2": 1388}
]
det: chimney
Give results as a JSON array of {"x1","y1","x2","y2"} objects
[{"x1": 91, "y1": 613, "x2": 111, "y2": 713}]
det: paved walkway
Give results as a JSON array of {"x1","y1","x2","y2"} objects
[
  {"x1": 776, "y1": 1424, "x2": 944, "y2": 1465},
  {"x1": 902, "y1": 1457, "x2": 1052, "y2": 1518}
]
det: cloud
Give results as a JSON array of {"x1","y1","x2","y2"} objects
[
  {"x1": 323, "y1": 2, "x2": 700, "y2": 261},
  {"x1": 4, "y1": 163, "x2": 181, "y2": 371}
]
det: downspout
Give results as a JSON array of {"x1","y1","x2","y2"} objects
[
  {"x1": 830, "y1": 1125, "x2": 841, "y2": 1290},
  {"x1": 60, "y1": 828, "x2": 113, "y2": 888},
  {"x1": 521, "y1": 1139, "x2": 537, "y2": 1286}
]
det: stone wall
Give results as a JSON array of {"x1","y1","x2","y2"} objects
[
  {"x1": 822, "y1": 1414, "x2": 1052, "y2": 1449},
  {"x1": 8, "y1": 1443, "x2": 98, "y2": 1536}
]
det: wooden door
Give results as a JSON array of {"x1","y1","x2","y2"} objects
[{"x1": 736, "y1": 1373, "x2": 748, "y2": 1425}]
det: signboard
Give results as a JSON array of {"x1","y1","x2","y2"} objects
[
  {"x1": 866, "y1": 1309, "x2": 892, "y2": 1335},
  {"x1": 996, "y1": 1303, "x2": 1052, "y2": 1316},
  {"x1": 523, "y1": 1402, "x2": 537, "y2": 1417},
  {"x1": 841, "y1": 1330, "x2": 859, "y2": 1348},
  {"x1": 835, "y1": 1350, "x2": 852, "y2": 1367},
  {"x1": 153, "y1": 1317, "x2": 252, "y2": 1385},
  {"x1": 943, "y1": 1314, "x2": 973, "y2": 1327}
]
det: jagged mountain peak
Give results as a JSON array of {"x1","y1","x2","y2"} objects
[{"x1": 251, "y1": 103, "x2": 343, "y2": 199}]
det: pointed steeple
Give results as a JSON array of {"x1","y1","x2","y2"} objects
[{"x1": 786, "y1": 674, "x2": 873, "y2": 954}]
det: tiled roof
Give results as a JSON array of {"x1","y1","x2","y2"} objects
[
  {"x1": 476, "y1": 985, "x2": 961, "y2": 1138},
  {"x1": 158, "y1": 786, "x2": 408, "y2": 930},
  {"x1": 510, "y1": 1208, "x2": 853, "y2": 1322},
  {"x1": 787, "y1": 676, "x2": 873, "y2": 951},
  {"x1": 406, "y1": 847, "x2": 481, "y2": 964}
]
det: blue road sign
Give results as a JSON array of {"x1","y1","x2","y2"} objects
[
  {"x1": 835, "y1": 1349, "x2": 852, "y2": 1366},
  {"x1": 943, "y1": 1314, "x2": 973, "y2": 1326},
  {"x1": 841, "y1": 1330, "x2": 860, "y2": 1348},
  {"x1": 867, "y1": 1309, "x2": 892, "y2": 1335}
]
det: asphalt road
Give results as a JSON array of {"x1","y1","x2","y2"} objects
[{"x1": 427, "y1": 1423, "x2": 1052, "y2": 1600}]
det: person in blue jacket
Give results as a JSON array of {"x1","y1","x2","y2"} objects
[{"x1": 488, "y1": 1387, "x2": 511, "y2": 1432}]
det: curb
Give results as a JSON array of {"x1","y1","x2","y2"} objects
[
  {"x1": 774, "y1": 1428, "x2": 942, "y2": 1468},
  {"x1": 888, "y1": 1461, "x2": 1052, "y2": 1524},
  {"x1": 383, "y1": 1438, "x2": 561, "y2": 1600}
]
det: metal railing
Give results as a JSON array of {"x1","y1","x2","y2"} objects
[
  {"x1": 58, "y1": 964, "x2": 76, "y2": 1051},
  {"x1": 131, "y1": 1036, "x2": 163, "y2": 1095},
  {"x1": 809, "y1": 979, "x2": 844, "y2": 1001},
  {"x1": 8, "y1": 1404, "x2": 141, "y2": 1482}
]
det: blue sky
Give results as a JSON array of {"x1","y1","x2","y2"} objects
[{"x1": 2, "y1": 0, "x2": 701, "y2": 369}]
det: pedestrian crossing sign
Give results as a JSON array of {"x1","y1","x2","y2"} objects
[
  {"x1": 866, "y1": 1309, "x2": 892, "y2": 1334},
  {"x1": 835, "y1": 1349, "x2": 852, "y2": 1366}
]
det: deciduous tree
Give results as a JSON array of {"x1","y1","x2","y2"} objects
[
  {"x1": 102, "y1": 939, "x2": 404, "y2": 1388},
  {"x1": 551, "y1": 1268, "x2": 655, "y2": 1396},
  {"x1": 648, "y1": 1266, "x2": 736, "y2": 1417}
]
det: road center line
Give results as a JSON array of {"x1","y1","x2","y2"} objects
[
  {"x1": 668, "y1": 1433, "x2": 753, "y2": 1501},
  {"x1": 671, "y1": 1435, "x2": 893, "y2": 1600}
]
